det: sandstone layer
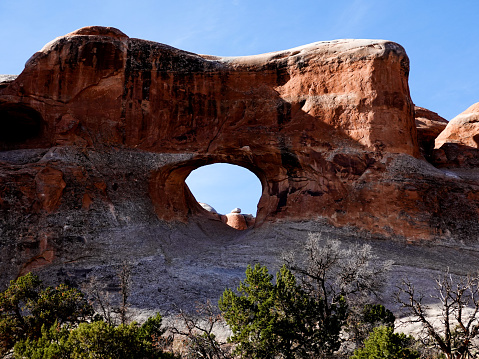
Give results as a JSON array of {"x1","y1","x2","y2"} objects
[{"x1": 0, "y1": 27, "x2": 479, "y2": 287}]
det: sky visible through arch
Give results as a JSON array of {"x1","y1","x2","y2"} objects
[
  {"x1": 186, "y1": 164, "x2": 262, "y2": 215},
  {"x1": 1, "y1": 0, "x2": 478, "y2": 214}
]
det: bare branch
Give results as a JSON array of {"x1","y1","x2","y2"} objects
[
  {"x1": 396, "y1": 270, "x2": 479, "y2": 359},
  {"x1": 171, "y1": 301, "x2": 232, "y2": 359}
]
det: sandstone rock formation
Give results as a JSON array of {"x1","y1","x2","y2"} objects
[
  {"x1": 199, "y1": 202, "x2": 218, "y2": 214},
  {"x1": 436, "y1": 103, "x2": 479, "y2": 149},
  {"x1": 415, "y1": 106, "x2": 448, "y2": 159},
  {"x1": 220, "y1": 208, "x2": 256, "y2": 230},
  {"x1": 0, "y1": 27, "x2": 479, "y2": 287},
  {"x1": 224, "y1": 212, "x2": 248, "y2": 230},
  {"x1": 430, "y1": 103, "x2": 479, "y2": 169}
]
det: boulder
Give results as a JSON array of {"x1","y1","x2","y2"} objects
[
  {"x1": 224, "y1": 213, "x2": 248, "y2": 230},
  {"x1": 220, "y1": 208, "x2": 256, "y2": 230}
]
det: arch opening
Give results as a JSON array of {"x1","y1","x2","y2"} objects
[{"x1": 186, "y1": 163, "x2": 263, "y2": 230}]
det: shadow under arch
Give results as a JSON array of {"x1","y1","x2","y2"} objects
[{"x1": 149, "y1": 153, "x2": 275, "y2": 227}]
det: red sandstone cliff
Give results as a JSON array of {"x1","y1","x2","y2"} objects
[{"x1": 0, "y1": 27, "x2": 478, "y2": 279}]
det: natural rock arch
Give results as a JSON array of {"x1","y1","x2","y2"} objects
[
  {"x1": 185, "y1": 163, "x2": 262, "y2": 226},
  {"x1": 149, "y1": 155, "x2": 271, "y2": 226},
  {"x1": 0, "y1": 26, "x2": 478, "y2": 241}
]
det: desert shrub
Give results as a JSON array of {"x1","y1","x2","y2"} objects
[
  {"x1": 14, "y1": 313, "x2": 177, "y2": 359},
  {"x1": 13, "y1": 322, "x2": 71, "y2": 359},
  {"x1": 351, "y1": 326, "x2": 420, "y2": 359},
  {"x1": 362, "y1": 304, "x2": 395, "y2": 327},
  {"x1": 345, "y1": 304, "x2": 396, "y2": 348},
  {"x1": 219, "y1": 264, "x2": 347, "y2": 358},
  {"x1": 0, "y1": 273, "x2": 93, "y2": 355}
]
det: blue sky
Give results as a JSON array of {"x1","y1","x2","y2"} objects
[{"x1": 1, "y1": 0, "x2": 478, "y2": 215}]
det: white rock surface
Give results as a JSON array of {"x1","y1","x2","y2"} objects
[{"x1": 199, "y1": 202, "x2": 218, "y2": 214}]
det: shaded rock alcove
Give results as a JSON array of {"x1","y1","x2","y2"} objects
[{"x1": 0, "y1": 103, "x2": 45, "y2": 147}]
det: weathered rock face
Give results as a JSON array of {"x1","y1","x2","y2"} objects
[
  {"x1": 430, "y1": 103, "x2": 479, "y2": 169},
  {"x1": 415, "y1": 106, "x2": 448, "y2": 159},
  {"x1": 436, "y1": 103, "x2": 479, "y2": 149},
  {"x1": 0, "y1": 27, "x2": 478, "y2": 283}
]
